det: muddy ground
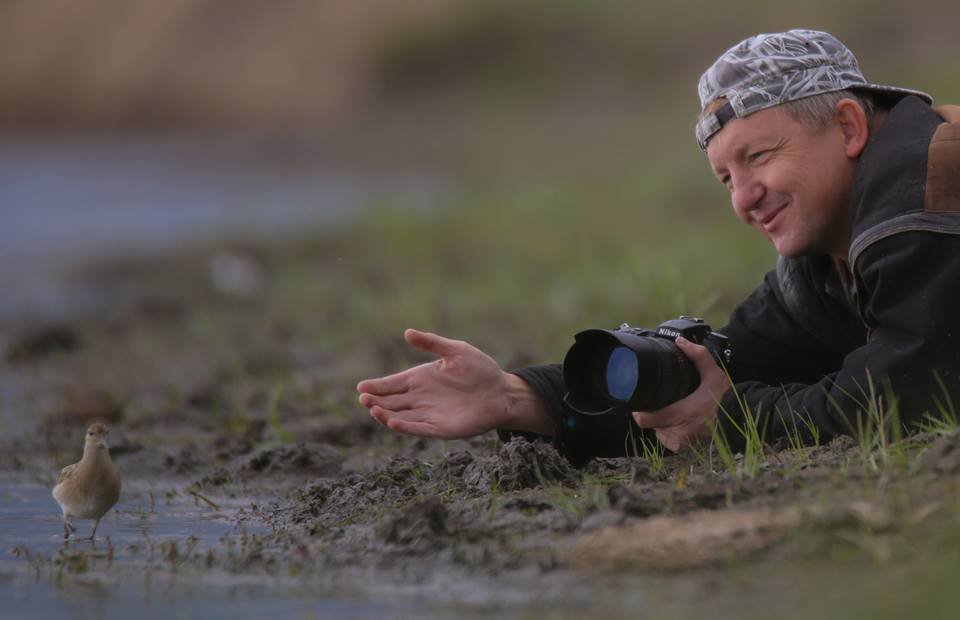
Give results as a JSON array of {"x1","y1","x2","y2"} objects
[{"x1": 3, "y1": 245, "x2": 960, "y2": 618}]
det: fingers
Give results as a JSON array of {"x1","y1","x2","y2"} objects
[
  {"x1": 356, "y1": 369, "x2": 412, "y2": 396},
  {"x1": 655, "y1": 428, "x2": 682, "y2": 452},
  {"x1": 674, "y1": 336, "x2": 719, "y2": 377},
  {"x1": 657, "y1": 417, "x2": 714, "y2": 452},
  {"x1": 404, "y1": 328, "x2": 463, "y2": 358},
  {"x1": 368, "y1": 405, "x2": 440, "y2": 438},
  {"x1": 633, "y1": 409, "x2": 674, "y2": 429},
  {"x1": 676, "y1": 337, "x2": 731, "y2": 400},
  {"x1": 359, "y1": 392, "x2": 416, "y2": 412},
  {"x1": 369, "y1": 405, "x2": 392, "y2": 427},
  {"x1": 629, "y1": 340, "x2": 726, "y2": 451},
  {"x1": 385, "y1": 418, "x2": 440, "y2": 438},
  {"x1": 636, "y1": 399, "x2": 717, "y2": 452},
  {"x1": 357, "y1": 329, "x2": 467, "y2": 396},
  {"x1": 634, "y1": 400, "x2": 713, "y2": 430}
]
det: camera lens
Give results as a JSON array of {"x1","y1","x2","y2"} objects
[
  {"x1": 605, "y1": 346, "x2": 638, "y2": 401},
  {"x1": 564, "y1": 328, "x2": 703, "y2": 415}
]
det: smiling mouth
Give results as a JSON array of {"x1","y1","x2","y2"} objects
[{"x1": 759, "y1": 204, "x2": 787, "y2": 230}]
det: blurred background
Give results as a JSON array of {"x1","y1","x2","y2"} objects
[
  {"x1": 2, "y1": 0, "x2": 959, "y2": 361},
  {"x1": 2, "y1": 4, "x2": 959, "y2": 616}
]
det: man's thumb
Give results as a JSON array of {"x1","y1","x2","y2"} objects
[
  {"x1": 404, "y1": 329, "x2": 461, "y2": 357},
  {"x1": 675, "y1": 336, "x2": 716, "y2": 374}
]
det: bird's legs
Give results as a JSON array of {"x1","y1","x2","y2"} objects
[
  {"x1": 63, "y1": 516, "x2": 76, "y2": 540},
  {"x1": 88, "y1": 517, "x2": 101, "y2": 541}
]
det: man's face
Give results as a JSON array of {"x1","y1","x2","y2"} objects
[{"x1": 705, "y1": 104, "x2": 858, "y2": 258}]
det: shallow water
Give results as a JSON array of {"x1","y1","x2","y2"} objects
[
  {"x1": 1, "y1": 583, "x2": 404, "y2": 620},
  {"x1": 0, "y1": 484, "x2": 404, "y2": 619},
  {"x1": 0, "y1": 484, "x2": 263, "y2": 556}
]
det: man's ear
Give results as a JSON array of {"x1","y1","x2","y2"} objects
[{"x1": 836, "y1": 98, "x2": 870, "y2": 158}]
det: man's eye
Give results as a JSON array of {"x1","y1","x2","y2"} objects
[
  {"x1": 748, "y1": 150, "x2": 769, "y2": 162},
  {"x1": 721, "y1": 176, "x2": 732, "y2": 191}
]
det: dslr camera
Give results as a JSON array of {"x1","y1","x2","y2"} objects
[{"x1": 562, "y1": 316, "x2": 732, "y2": 416}]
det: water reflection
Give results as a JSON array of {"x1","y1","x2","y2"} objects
[
  {"x1": 0, "y1": 484, "x2": 264, "y2": 557},
  {"x1": 0, "y1": 136, "x2": 442, "y2": 321}
]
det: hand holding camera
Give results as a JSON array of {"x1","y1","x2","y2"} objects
[{"x1": 562, "y1": 316, "x2": 733, "y2": 451}]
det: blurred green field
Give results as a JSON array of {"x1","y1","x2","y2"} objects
[
  {"x1": 275, "y1": 155, "x2": 773, "y2": 371},
  {"x1": 270, "y1": 0, "x2": 960, "y2": 376}
]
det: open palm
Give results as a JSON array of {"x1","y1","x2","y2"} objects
[{"x1": 357, "y1": 329, "x2": 511, "y2": 439}]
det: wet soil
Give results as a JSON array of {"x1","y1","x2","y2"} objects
[{"x1": 3, "y1": 244, "x2": 960, "y2": 617}]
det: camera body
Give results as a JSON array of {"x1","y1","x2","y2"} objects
[{"x1": 562, "y1": 316, "x2": 732, "y2": 416}]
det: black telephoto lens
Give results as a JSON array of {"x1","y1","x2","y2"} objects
[{"x1": 563, "y1": 328, "x2": 700, "y2": 415}]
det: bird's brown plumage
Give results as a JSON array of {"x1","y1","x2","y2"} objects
[{"x1": 52, "y1": 423, "x2": 121, "y2": 539}]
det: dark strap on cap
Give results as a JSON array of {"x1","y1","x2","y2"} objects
[{"x1": 715, "y1": 102, "x2": 736, "y2": 130}]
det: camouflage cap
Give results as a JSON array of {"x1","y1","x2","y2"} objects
[{"x1": 695, "y1": 29, "x2": 932, "y2": 150}]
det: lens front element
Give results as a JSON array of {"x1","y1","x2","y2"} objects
[{"x1": 605, "y1": 346, "x2": 638, "y2": 402}]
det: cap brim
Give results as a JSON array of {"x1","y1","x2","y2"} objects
[{"x1": 853, "y1": 83, "x2": 933, "y2": 105}]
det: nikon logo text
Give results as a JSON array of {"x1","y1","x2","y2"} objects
[{"x1": 657, "y1": 328, "x2": 681, "y2": 338}]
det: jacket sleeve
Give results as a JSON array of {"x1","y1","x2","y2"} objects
[
  {"x1": 717, "y1": 231, "x2": 960, "y2": 451},
  {"x1": 499, "y1": 364, "x2": 654, "y2": 466}
]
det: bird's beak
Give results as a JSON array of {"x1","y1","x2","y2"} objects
[{"x1": 96, "y1": 439, "x2": 109, "y2": 450}]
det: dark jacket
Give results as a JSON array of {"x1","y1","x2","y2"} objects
[{"x1": 508, "y1": 96, "x2": 960, "y2": 464}]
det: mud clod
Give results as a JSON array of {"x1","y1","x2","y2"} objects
[
  {"x1": 379, "y1": 495, "x2": 450, "y2": 550},
  {"x1": 435, "y1": 450, "x2": 475, "y2": 480},
  {"x1": 608, "y1": 484, "x2": 665, "y2": 518},
  {"x1": 585, "y1": 457, "x2": 658, "y2": 482},
  {"x1": 243, "y1": 443, "x2": 342, "y2": 477},
  {"x1": 463, "y1": 438, "x2": 577, "y2": 492},
  {"x1": 918, "y1": 431, "x2": 960, "y2": 474}
]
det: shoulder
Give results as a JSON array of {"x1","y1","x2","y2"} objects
[
  {"x1": 849, "y1": 99, "x2": 960, "y2": 272},
  {"x1": 926, "y1": 104, "x2": 960, "y2": 213}
]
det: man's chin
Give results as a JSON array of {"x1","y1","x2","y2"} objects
[{"x1": 771, "y1": 238, "x2": 809, "y2": 259}]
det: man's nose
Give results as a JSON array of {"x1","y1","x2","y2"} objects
[{"x1": 731, "y1": 176, "x2": 763, "y2": 220}]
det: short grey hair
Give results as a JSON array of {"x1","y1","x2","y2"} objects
[
  {"x1": 699, "y1": 88, "x2": 883, "y2": 133},
  {"x1": 779, "y1": 89, "x2": 880, "y2": 131}
]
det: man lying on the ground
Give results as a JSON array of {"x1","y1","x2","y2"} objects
[{"x1": 357, "y1": 29, "x2": 960, "y2": 465}]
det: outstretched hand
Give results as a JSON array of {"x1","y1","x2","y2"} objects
[
  {"x1": 357, "y1": 329, "x2": 544, "y2": 439},
  {"x1": 632, "y1": 336, "x2": 729, "y2": 451}
]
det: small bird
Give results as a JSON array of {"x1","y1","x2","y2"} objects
[{"x1": 52, "y1": 423, "x2": 122, "y2": 541}]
